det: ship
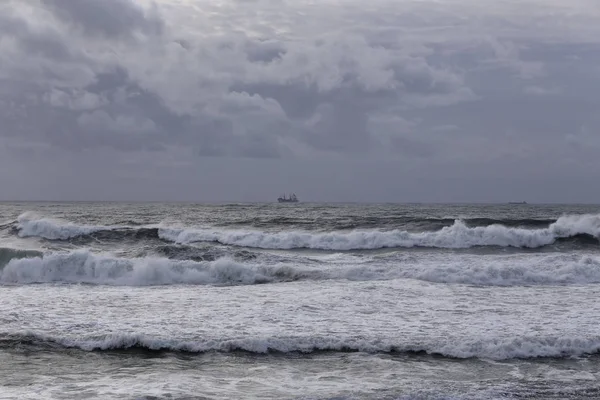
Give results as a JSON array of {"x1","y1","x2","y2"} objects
[{"x1": 278, "y1": 193, "x2": 299, "y2": 203}]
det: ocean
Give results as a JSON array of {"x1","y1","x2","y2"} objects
[{"x1": 1, "y1": 202, "x2": 599, "y2": 399}]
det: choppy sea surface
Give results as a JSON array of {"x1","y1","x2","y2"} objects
[{"x1": 1, "y1": 202, "x2": 600, "y2": 400}]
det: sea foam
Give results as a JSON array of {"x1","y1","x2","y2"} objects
[
  {"x1": 158, "y1": 214, "x2": 600, "y2": 250},
  {"x1": 3, "y1": 331, "x2": 600, "y2": 360},
  {"x1": 16, "y1": 212, "x2": 116, "y2": 240},
  {"x1": 1, "y1": 249, "x2": 600, "y2": 287},
  {"x1": 0, "y1": 250, "x2": 306, "y2": 286},
  {"x1": 14, "y1": 212, "x2": 600, "y2": 250}
]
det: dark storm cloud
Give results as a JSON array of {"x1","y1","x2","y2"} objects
[
  {"x1": 0, "y1": 0, "x2": 478, "y2": 158},
  {"x1": 1, "y1": 0, "x2": 600, "y2": 201}
]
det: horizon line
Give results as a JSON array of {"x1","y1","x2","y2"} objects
[{"x1": 0, "y1": 200, "x2": 599, "y2": 206}]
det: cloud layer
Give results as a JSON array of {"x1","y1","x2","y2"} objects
[{"x1": 1, "y1": 0, "x2": 600, "y2": 201}]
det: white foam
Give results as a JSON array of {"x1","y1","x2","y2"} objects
[
  {"x1": 15, "y1": 212, "x2": 600, "y2": 250},
  {"x1": 550, "y1": 213, "x2": 600, "y2": 238},
  {"x1": 157, "y1": 222, "x2": 549, "y2": 249},
  {"x1": 322, "y1": 252, "x2": 600, "y2": 286},
  {"x1": 16, "y1": 212, "x2": 114, "y2": 240},
  {"x1": 0, "y1": 250, "x2": 305, "y2": 286},
  {"x1": 159, "y1": 214, "x2": 600, "y2": 250},
  {"x1": 2, "y1": 249, "x2": 600, "y2": 287},
  {"x1": 370, "y1": 253, "x2": 600, "y2": 286},
  {"x1": 15, "y1": 331, "x2": 600, "y2": 360}
]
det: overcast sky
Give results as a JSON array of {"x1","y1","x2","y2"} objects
[{"x1": 1, "y1": 0, "x2": 599, "y2": 203}]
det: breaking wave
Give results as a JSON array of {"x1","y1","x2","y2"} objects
[
  {"x1": 0, "y1": 247, "x2": 43, "y2": 267},
  {"x1": 159, "y1": 214, "x2": 600, "y2": 250},
  {"x1": 0, "y1": 250, "x2": 309, "y2": 286},
  {"x1": 1, "y1": 249, "x2": 600, "y2": 286},
  {"x1": 14, "y1": 212, "x2": 158, "y2": 241},
  {"x1": 11, "y1": 212, "x2": 600, "y2": 250},
  {"x1": 3, "y1": 332, "x2": 600, "y2": 360},
  {"x1": 15, "y1": 212, "x2": 111, "y2": 240}
]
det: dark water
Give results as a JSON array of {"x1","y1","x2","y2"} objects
[{"x1": 1, "y1": 202, "x2": 600, "y2": 399}]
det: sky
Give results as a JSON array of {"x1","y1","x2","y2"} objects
[{"x1": 1, "y1": 0, "x2": 600, "y2": 203}]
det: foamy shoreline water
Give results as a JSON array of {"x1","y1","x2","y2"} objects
[{"x1": 1, "y1": 202, "x2": 599, "y2": 399}]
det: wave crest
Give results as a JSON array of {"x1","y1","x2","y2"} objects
[
  {"x1": 0, "y1": 247, "x2": 43, "y2": 267},
  {"x1": 11, "y1": 212, "x2": 600, "y2": 250},
  {"x1": 0, "y1": 250, "x2": 307, "y2": 286},
  {"x1": 14, "y1": 212, "x2": 159, "y2": 241},
  {"x1": 3, "y1": 332, "x2": 600, "y2": 360},
  {"x1": 15, "y1": 212, "x2": 108, "y2": 240},
  {"x1": 159, "y1": 214, "x2": 600, "y2": 250},
  {"x1": 1, "y1": 249, "x2": 600, "y2": 286}
]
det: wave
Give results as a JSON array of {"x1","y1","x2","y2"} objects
[
  {"x1": 0, "y1": 247, "x2": 43, "y2": 267},
  {"x1": 460, "y1": 217, "x2": 555, "y2": 228},
  {"x1": 223, "y1": 216, "x2": 556, "y2": 230},
  {"x1": 151, "y1": 244, "x2": 258, "y2": 262},
  {"x1": 10, "y1": 212, "x2": 600, "y2": 250},
  {"x1": 15, "y1": 212, "x2": 110, "y2": 240},
  {"x1": 371, "y1": 253, "x2": 600, "y2": 286},
  {"x1": 2, "y1": 332, "x2": 600, "y2": 360},
  {"x1": 0, "y1": 250, "x2": 310, "y2": 286},
  {"x1": 71, "y1": 227, "x2": 160, "y2": 243},
  {"x1": 159, "y1": 214, "x2": 600, "y2": 250},
  {"x1": 1, "y1": 249, "x2": 600, "y2": 286},
  {"x1": 14, "y1": 212, "x2": 158, "y2": 241}
]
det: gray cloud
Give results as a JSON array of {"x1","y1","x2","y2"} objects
[
  {"x1": 41, "y1": 0, "x2": 163, "y2": 38},
  {"x1": 1, "y1": 0, "x2": 600, "y2": 201}
]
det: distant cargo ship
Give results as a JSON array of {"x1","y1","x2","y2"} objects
[
  {"x1": 508, "y1": 201, "x2": 527, "y2": 204},
  {"x1": 278, "y1": 193, "x2": 298, "y2": 203}
]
